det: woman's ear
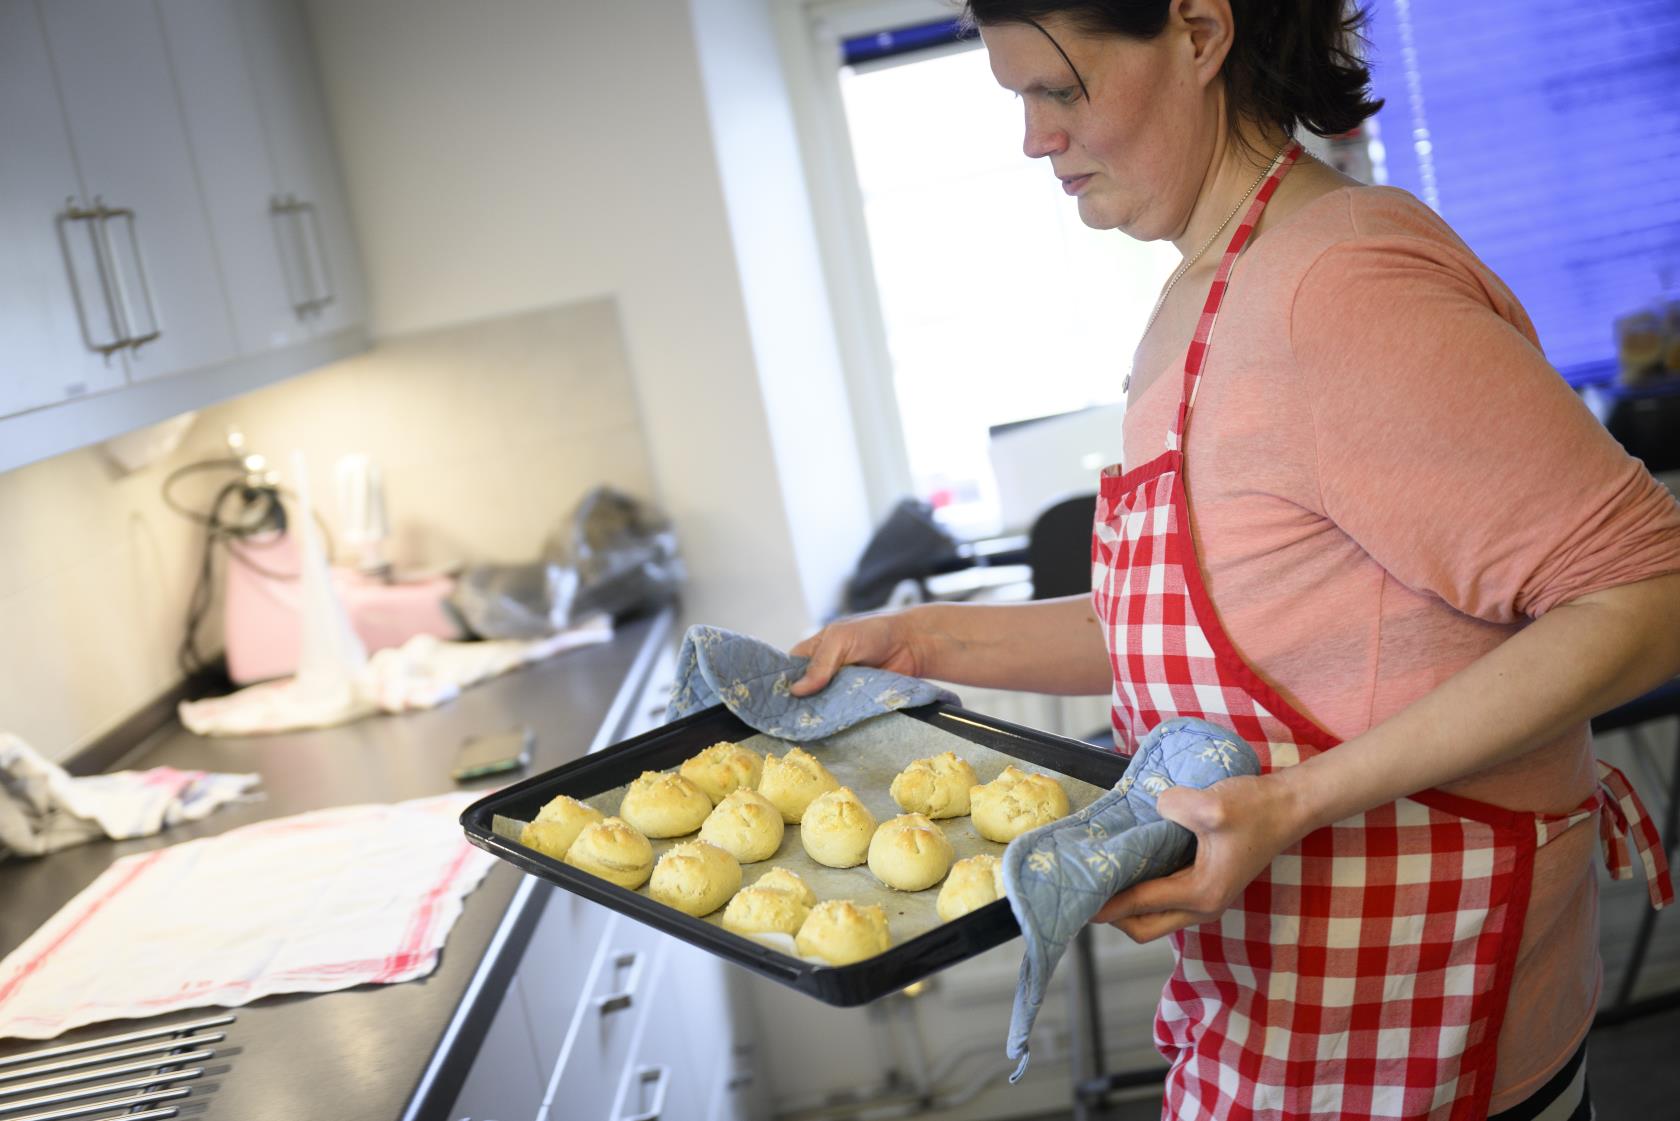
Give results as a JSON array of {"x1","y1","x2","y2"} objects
[{"x1": 1171, "y1": 0, "x2": 1235, "y2": 89}]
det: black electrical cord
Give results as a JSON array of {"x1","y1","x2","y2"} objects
[{"x1": 164, "y1": 457, "x2": 337, "y2": 681}]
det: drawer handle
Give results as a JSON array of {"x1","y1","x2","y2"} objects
[
  {"x1": 617, "y1": 1064, "x2": 670, "y2": 1121},
  {"x1": 595, "y1": 950, "x2": 643, "y2": 1016}
]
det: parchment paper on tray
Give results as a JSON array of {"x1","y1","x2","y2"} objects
[{"x1": 494, "y1": 711, "x2": 1110, "y2": 964}]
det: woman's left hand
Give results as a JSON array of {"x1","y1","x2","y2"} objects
[{"x1": 1093, "y1": 772, "x2": 1308, "y2": 942}]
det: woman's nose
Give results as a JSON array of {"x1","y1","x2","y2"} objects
[{"x1": 1022, "y1": 108, "x2": 1067, "y2": 159}]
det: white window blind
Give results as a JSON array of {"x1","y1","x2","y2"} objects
[{"x1": 1364, "y1": 0, "x2": 1680, "y2": 382}]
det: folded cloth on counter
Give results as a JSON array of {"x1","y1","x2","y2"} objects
[
  {"x1": 178, "y1": 614, "x2": 615, "y2": 736},
  {"x1": 0, "y1": 734, "x2": 259, "y2": 860},
  {"x1": 0, "y1": 792, "x2": 495, "y2": 1041},
  {"x1": 1000, "y1": 718, "x2": 1261, "y2": 1080},
  {"x1": 665, "y1": 624, "x2": 958, "y2": 741}
]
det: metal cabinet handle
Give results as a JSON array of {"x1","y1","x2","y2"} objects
[
  {"x1": 617, "y1": 1065, "x2": 670, "y2": 1121},
  {"x1": 95, "y1": 201, "x2": 161, "y2": 351},
  {"x1": 295, "y1": 198, "x2": 335, "y2": 313},
  {"x1": 594, "y1": 950, "x2": 643, "y2": 1016},
  {"x1": 270, "y1": 194, "x2": 335, "y2": 318},
  {"x1": 270, "y1": 194, "x2": 311, "y2": 319},
  {"x1": 55, "y1": 199, "x2": 127, "y2": 357}
]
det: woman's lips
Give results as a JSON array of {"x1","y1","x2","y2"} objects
[{"x1": 1061, "y1": 174, "x2": 1093, "y2": 195}]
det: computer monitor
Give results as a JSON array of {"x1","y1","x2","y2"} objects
[{"x1": 987, "y1": 403, "x2": 1126, "y2": 534}]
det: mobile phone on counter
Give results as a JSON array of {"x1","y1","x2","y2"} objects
[{"x1": 452, "y1": 726, "x2": 533, "y2": 782}]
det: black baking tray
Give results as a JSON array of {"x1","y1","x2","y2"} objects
[{"x1": 459, "y1": 702, "x2": 1126, "y2": 1007}]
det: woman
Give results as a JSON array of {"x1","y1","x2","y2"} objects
[{"x1": 791, "y1": 1, "x2": 1680, "y2": 1118}]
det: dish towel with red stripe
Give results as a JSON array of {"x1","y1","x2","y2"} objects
[
  {"x1": 0, "y1": 734, "x2": 259, "y2": 860},
  {"x1": 0, "y1": 792, "x2": 494, "y2": 1041}
]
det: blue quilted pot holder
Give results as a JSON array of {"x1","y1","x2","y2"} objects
[
  {"x1": 1000, "y1": 717, "x2": 1261, "y2": 1080},
  {"x1": 664, "y1": 624, "x2": 959, "y2": 741}
]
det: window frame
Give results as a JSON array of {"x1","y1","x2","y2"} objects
[{"x1": 770, "y1": 0, "x2": 976, "y2": 524}]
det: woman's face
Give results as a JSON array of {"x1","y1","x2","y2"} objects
[{"x1": 981, "y1": 15, "x2": 1213, "y2": 241}]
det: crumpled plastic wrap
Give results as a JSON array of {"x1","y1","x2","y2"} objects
[{"x1": 451, "y1": 487, "x2": 683, "y2": 639}]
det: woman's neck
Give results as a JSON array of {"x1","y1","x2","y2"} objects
[{"x1": 1170, "y1": 119, "x2": 1295, "y2": 261}]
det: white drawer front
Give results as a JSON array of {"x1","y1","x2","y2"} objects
[
  {"x1": 611, "y1": 951, "x2": 703, "y2": 1121},
  {"x1": 448, "y1": 969, "x2": 544, "y2": 1121},
  {"x1": 519, "y1": 886, "x2": 613, "y2": 1074},
  {"x1": 544, "y1": 917, "x2": 670, "y2": 1119}
]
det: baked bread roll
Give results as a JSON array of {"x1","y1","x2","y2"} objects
[
  {"x1": 680, "y1": 741, "x2": 764, "y2": 804},
  {"x1": 750, "y1": 866, "x2": 817, "y2": 907},
  {"x1": 971, "y1": 765, "x2": 1070, "y2": 842},
  {"x1": 619, "y1": 770, "x2": 712, "y2": 838},
  {"x1": 867, "y1": 812, "x2": 954, "y2": 892},
  {"x1": 799, "y1": 787, "x2": 877, "y2": 868},
  {"x1": 889, "y1": 751, "x2": 979, "y2": 819},
  {"x1": 722, "y1": 884, "x2": 811, "y2": 937},
  {"x1": 758, "y1": 747, "x2": 840, "y2": 824},
  {"x1": 563, "y1": 816, "x2": 654, "y2": 889},
  {"x1": 937, "y1": 854, "x2": 1005, "y2": 921},
  {"x1": 795, "y1": 900, "x2": 891, "y2": 965},
  {"x1": 518, "y1": 794, "x2": 603, "y2": 860},
  {"x1": 648, "y1": 840, "x2": 742, "y2": 917},
  {"x1": 698, "y1": 788, "x2": 785, "y2": 863}
]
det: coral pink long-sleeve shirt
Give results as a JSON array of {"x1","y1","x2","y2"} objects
[{"x1": 1121, "y1": 185, "x2": 1680, "y2": 1111}]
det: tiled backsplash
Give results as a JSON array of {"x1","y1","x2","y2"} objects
[{"x1": 0, "y1": 298, "x2": 654, "y2": 761}]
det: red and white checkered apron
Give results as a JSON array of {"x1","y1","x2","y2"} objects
[{"x1": 1091, "y1": 144, "x2": 1674, "y2": 1121}]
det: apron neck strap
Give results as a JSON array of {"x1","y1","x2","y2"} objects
[{"x1": 1168, "y1": 143, "x2": 1303, "y2": 451}]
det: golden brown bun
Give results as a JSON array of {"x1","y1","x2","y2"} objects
[
  {"x1": 721, "y1": 885, "x2": 811, "y2": 937},
  {"x1": 680, "y1": 741, "x2": 764, "y2": 804},
  {"x1": 648, "y1": 840, "x2": 742, "y2": 917},
  {"x1": 798, "y1": 787, "x2": 878, "y2": 868},
  {"x1": 795, "y1": 900, "x2": 891, "y2": 965},
  {"x1": 889, "y1": 751, "x2": 979, "y2": 819},
  {"x1": 750, "y1": 866, "x2": 817, "y2": 907},
  {"x1": 563, "y1": 816, "x2": 654, "y2": 889},
  {"x1": 936, "y1": 854, "x2": 1005, "y2": 921},
  {"x1": 619, "y1": 770, "x2": 712, "y2": 838},
  {"x1": 757, "y1": 748, "x2": 840, "y2": 824},
  {"x1": 867, "y1": 813, "x2": 954, "y2": 891},
  {"x1": 698, "y1": 788, "x2": 785, "y2": 863},
  {"x1": 518, "y1": 795, "x2": 604, "y2": 860},
  {"x1": 970, "y1": 765, "x2": 1070, "y2": 842}
]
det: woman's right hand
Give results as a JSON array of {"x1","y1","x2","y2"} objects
[{"x1": 787, "y1": 610, "x2": 932, "y2": 697}]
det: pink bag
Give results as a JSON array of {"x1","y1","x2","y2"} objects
[{"x1": 223, "y1": 533, "x2": 460, "y2": 684}]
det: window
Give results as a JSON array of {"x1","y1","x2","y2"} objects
[
  {"x1": 1363, "y1": 0, "x2": 1680, "y2": 382},
  {"x1": 833, "y1": 20, "x2": 1175, "y2": 537}
]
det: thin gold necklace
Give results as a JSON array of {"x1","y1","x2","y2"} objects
[{"x1": 1124, "y1": 142, "x2": 1292, "y2": 393}]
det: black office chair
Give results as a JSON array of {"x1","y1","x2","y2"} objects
[{"x1": 1026, "y1": 493, "x2": 1099, "y2": 601}]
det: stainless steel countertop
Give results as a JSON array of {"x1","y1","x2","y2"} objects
[{"x1": 0, "y1": 608, "x2": 674, "y2": 1120}]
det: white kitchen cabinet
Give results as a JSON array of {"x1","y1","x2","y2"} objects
[
  {"x1": 38, "y1": 0, "x2": 239, "y2": 383},
  {"x1": 0, "y1": 0, "x2": 369, "y2": 475},
  {"x1": 157, "y1": 0, "x2": 309, "y2": 354},
  {"x1": 238, "y1": 0, "x2": 367, "y2": 337},
  {"x1": 0, "y1": 0, "x2": 127, "y2": 418}
]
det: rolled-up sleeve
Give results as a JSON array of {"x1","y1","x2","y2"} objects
[{"x1": 1290, "y1": 234, "x2": 1680, "y2": 623}]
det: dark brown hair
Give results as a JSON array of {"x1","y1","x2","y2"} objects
[{"x1": 961, "y1": 0, "x2": 1382, "y2": 140}]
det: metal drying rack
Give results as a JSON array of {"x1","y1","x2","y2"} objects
[{"x1": 0, "y1": 1013, "x2": 233, "y2": 1121}]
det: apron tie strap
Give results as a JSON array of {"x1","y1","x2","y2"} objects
[{"x1": 1597, "y1": 759, "x2": 1675, "y2": 910}]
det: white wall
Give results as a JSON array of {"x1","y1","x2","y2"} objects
[
  {"x1": 689, "y1": 0, "x2": 874, "y2": 627},
  {"x1": 303, "y1": 0, "x2": 873, "y2": 644},
  {"x1": 0, "y1": 299, "x2": 650, "y2": 760}
]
